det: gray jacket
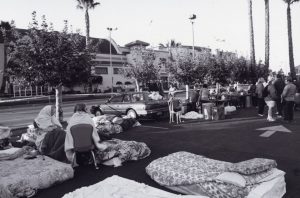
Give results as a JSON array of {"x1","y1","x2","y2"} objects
[{"x1": 282, "y1": 83, "x2": 297, "y2": 101}]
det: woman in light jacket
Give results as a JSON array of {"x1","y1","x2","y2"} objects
[{"x1": 264, "y1": 77, "x2": 277, "y2": 122}]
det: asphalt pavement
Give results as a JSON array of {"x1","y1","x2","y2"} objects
[
  {"x1": 27, "y1": 107, "x2": 300, "y2": 198},
  {"x1": 0, "y1": 98, "x2": 107, "y2": 128}
]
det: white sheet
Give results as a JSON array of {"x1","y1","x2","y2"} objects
[{"x1": 62, "y1": 175, "x2": 209, "y2": 198}]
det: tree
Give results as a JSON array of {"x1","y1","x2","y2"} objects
[
  {"x1": 8, "y1": 12, "x2": 94, "y2": 119},
  {"x1": 167, "y1": 50, "x2": 209, "y2": 86},
  {"x1": 75, "y1": 0, "x2": 100, "y2": 49},
  {"x1": 124, "y1": 47, "x2": 161, "y2": 91},
  {"x1": 283, "y1": 0, "x2": 299, "y2": 79},
  {"x1": 248, "y1": 0, "x2": 256, "y2": 68},
  {"x1": 264, "y1": 0, "x2": 270, "y2": 70}
]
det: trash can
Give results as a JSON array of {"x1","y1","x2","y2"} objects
[
  {"x1": 246, "y1": 95, "x2": 251, "y2": 108},
  {"x1": 181, "y1": 99, "x2": 188, "y2": 114},
  {"x1": 202, "y1": 103, "x2": 214, "y2": 120}
]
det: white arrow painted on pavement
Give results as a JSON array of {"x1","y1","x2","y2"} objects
[{"x1": 256, "y1": 125, "x2": 291, "y2": 137}]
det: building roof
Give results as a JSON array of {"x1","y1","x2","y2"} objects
[
  {"x1": 125, "y1": 40, "x2": 150, "y2": 48},
  {"x1": 180, "y1": 45, "x2": 211, "y2": 52}
]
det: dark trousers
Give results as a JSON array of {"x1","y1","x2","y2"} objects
[
  {"x1": 283, "y1": 101, "x2": 295, "y2": 121},
  {"x1": 251, "y1": 96, "x2": 257, "y2": 107},
  {"x1": 276, "y1": 98, "x2": 283, "y2": 116},
  {"x1": 258, "y1": 98, "x2": 265, "y2": 114}
]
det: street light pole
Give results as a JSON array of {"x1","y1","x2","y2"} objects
[
  {"x1": 107, "y1": 27, "x2": 117, "y2": 94},
  {"x1": 189, "y1": 14, "x2": 196, "y2": 59}
]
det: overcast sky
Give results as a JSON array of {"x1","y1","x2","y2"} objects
[{"x1": 1, "y1": 0, "x2": 300, "y2": 73}]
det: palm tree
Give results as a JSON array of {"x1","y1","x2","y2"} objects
[
  {"x1": 76, "y1": 0, "x2": 100, "y2": 49},
  {"x1": 283, "y1": 0, "x2": 299, "y2": 79},
  {"x1": 248, "y1": 0, "x2": 256, "y2": 68},
  {"x1": 264, "y1": 0, "x2": 270, "y2": 70}
]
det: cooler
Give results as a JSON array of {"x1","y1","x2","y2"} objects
[{"x1": 202, "y1": 103, "x2": 214, "y2": 120}]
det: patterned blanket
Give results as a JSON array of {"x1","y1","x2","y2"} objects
[
  {"x1": 146, "y1": 152, "x2": 277, "y2": 198},
  {"x1": 0, "y1": 155, "x2": 74, "y2": 198},
  {"x1": 95, "y1": 139, "x2": 151, "y2": 166}
]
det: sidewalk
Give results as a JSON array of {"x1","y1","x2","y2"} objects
[{"x1": 0, "y1": 93, "x2": 113, "y2": 107}]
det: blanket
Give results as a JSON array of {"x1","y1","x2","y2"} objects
[
  {"x1": 0, "y1": 155, "x2": 74, "y2": 198},
  {"x1": 95, "y1": 139, "x2": 151, "y2": 167},
  {"x1": 62, "y1": 175, "x2": 209, "y2": 198},
  {"x1": 41, "y1": 128, "x2": 67, "y2": 162},
  {"x1": 0, "y1": 147, "x2": 25, "y2": 161},
  {"x1": 146, "y1": 152, "x2": 278, "y2": 198}
]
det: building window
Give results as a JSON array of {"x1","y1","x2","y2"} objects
[
  {"x1": 95, "y1": 67, "x2": 108, "y2": 75},
  {"x1": 113, "y1": 68, "x2": 123, "y2": 74}
]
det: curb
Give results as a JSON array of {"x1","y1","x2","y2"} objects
[{"x1": 0, "y1": 93, "x2": 113, "y2": 107}]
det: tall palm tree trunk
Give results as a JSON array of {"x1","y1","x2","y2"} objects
[
  {"x1": 286, "y1": 3, "x2": 296, "y2": 79},
  {"x1": 85, "y1": 8, "x2": 90, "y2": 49},
  {"x1": 248, "y1": 0, "x2": 256, "y2": 68},
  {"x1": 265, "y1": 0, "x2": 270, "y2": 70}
]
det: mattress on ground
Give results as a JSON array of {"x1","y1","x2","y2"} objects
[
  {"x1": 146, "y1": 151, "x2": 286, "y2": 198},
  {"x1": 62, "y1": 175, "x2": 209, "y2": 198},
  {"x1": 0, "y1": 155, "x2": 74, "y2": 198}
]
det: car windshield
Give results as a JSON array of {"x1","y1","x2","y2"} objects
[{"x1": 110, "y1": 95, "x2": 123, "y2": 102}]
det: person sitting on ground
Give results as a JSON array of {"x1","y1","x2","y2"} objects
[
  {"x1": 32, "y1": 105, "x2": 66, "y2": 161},
  {"x1": 34, "y1": 105, "x2": 62, "y2": 131}
]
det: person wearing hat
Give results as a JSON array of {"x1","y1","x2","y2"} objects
[{"x1": 282, "y1": 77, "x2": 297, "y2": 122}]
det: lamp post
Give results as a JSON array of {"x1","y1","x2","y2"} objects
[
  {"x1": 189, "y1": 14, "x2": 196, "y2": 59},
  {"x1": 107, "y1": 27, "x2": 118, "y2": 93}
]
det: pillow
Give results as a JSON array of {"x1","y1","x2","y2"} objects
[
  {"x1": 229, "y1": 158, "x2": 277, "y2": 175},
  {"x1": 216, "y1": 172, "x2": 246, "y2": 187}
]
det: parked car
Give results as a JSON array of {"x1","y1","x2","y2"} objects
[{"x1": 99, "y1": 92, "x2": 169, "y2": 119}]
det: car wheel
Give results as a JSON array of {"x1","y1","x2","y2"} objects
[{"x1": 127, "y1": 109, "x2": 137, "y2": 119}]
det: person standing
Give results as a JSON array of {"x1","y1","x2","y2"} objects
[
  {"x1": 248, "y1": 81, "x2": 257, "y2": 107},
  {"x1": 256, "y1": 78, "x2": 265, "y2": 116},
  {"x1": 190, "y1": 84, "x2": 200, "y2": 111},
  {"x1": 274, "y1": 74, "x2": 285, "y2": 117},
  {"x1": 197, "y1": 84, "x2": 210, "y2": 113},
  {"x1": 264, "y1": 77, "x2": 277, "y2": 122},
  {"x1": 282, "y1": 77, "x2": 297, "y2": 122}
]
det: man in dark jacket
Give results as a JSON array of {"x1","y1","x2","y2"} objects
[{"x1": 274, "y1": 74, "x2": 285, "y2": 117}]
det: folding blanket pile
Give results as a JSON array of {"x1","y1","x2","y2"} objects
[{"x1": 146, "y1": 151, "x2": 285, "y2": 198}]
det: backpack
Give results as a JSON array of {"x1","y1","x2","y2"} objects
[{"x1": 262, "y1": 85, "x2": 269, "y2": 98}]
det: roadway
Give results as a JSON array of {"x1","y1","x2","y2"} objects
[{"x1": 0, "y1": 98, "x2": 107, "y2": 128}]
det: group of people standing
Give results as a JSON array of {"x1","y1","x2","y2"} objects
[{"x1": 255, "y1": 75, "x2": 297, "y2": 122}]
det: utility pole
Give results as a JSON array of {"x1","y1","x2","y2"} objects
[
  {"x1": 189, "y1": 14, "x2": 196, "y2": 59},
  {"x1": 107, "y1": 27, "x2": 118, "y2": 94}
]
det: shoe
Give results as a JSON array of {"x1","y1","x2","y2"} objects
[
  {"x1": 275, "y1": 112, "x2": 279, "y2": 115},
  {"x1": 277, "y1": 115, "x2": 282, "y2": 118},
  {"x1": 258, "y1": 114, "x2": 264, "y2": 117},
  {"x1": 267, "y1": 118, "x2": 276, "y2": 122}
]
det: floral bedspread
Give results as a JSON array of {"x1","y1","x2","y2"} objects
[
  {"x1": 0, "y1": 155, "x2": 74, "y2": 198},
  {"x1": 95, "y1": 139, "x2": 151, "y2": 165},
  {"x1": 146, "y1": 152, "x2": 277, "y2": 198}
]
